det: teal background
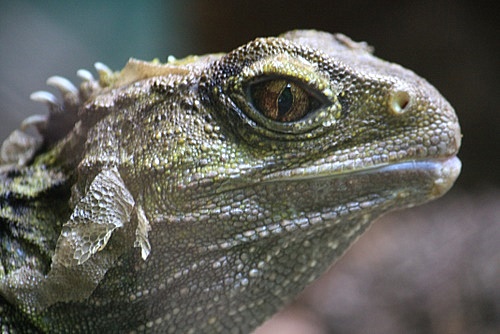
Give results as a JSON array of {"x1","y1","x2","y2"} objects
[{"x1": 0, "y1": 1, "x2": 192, "y2": 139}]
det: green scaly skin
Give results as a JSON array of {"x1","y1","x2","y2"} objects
[{"x1": 0, "y1": 30, "x2": 461, "y2": 333}]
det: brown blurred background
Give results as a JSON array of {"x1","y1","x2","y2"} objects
[{"x1": 1, "y1": 1, "x2": 498, "y2": 333}]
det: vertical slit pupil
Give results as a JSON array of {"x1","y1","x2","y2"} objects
[{"x1": 277, "y1": 83, "x2": 293, "y2": 119}]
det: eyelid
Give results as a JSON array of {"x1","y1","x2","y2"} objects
[{"x1": 238, "y1": 54, "x2": 335, "y2": 100}]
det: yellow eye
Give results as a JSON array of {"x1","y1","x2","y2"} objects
[{"x1": 249, "y1": 79, "x2": 322, "y2": 122}]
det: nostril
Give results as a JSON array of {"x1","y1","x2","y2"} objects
[{"x1": 389, "y1": 90, "x2": 411, "y2": 115}]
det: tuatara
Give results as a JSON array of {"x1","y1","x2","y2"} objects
[{"x1": 0, "y1": 30, "x2": 461, "y2": 333}]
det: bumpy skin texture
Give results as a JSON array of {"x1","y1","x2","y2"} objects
[{"x1": 0, "y1": 30, "x2": 461, "y2": 333}]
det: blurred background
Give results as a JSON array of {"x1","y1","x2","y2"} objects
[{"x1": 1, "y1": 1, "x2": 498, "y2": 333}]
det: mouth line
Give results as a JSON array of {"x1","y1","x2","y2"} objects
[
  {"x1": 214, "y1": 156, "x2": 461, "y2": 199},
  {"x1": 261, "y1": 155, "x2": 461, "y2": 185}
]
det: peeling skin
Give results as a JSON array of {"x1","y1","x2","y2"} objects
[{"x1": 0, "y1": 30, "x2": 460, "y2": 332}]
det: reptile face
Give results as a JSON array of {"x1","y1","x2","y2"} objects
[
  {"x1": 199, "y1": 30, "x2": 461, "y2": 208},
  {"x1": 0, "y1": 30, "x2": 460, "y2": 332}
]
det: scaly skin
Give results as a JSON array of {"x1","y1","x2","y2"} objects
[{"x1": 0, "y1": 30, "x2": 461, "y2": 333}]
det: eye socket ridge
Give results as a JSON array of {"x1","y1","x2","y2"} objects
[{"x1": 247, "y1": 76, "x2": 330, "y2": 123}]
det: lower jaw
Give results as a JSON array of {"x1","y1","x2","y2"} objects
[{"x1": 361, "y1": 156, "x2": 462, "y2": 199}]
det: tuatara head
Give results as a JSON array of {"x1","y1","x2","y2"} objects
[{"x1": 0, "y1": 30, "x2": 460, "y2": 332}]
